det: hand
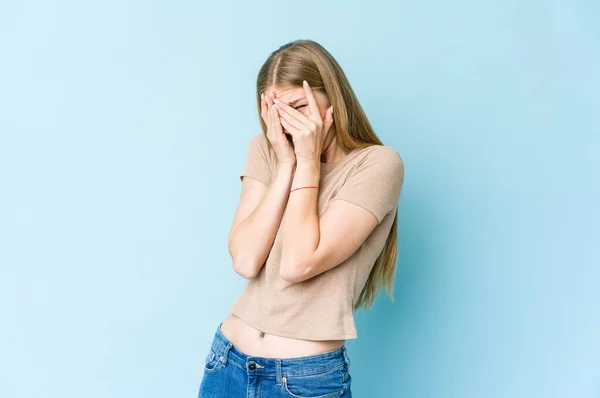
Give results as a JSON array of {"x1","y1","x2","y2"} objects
[
  {"x1": 261, "y1": 90, "x2": 296, "y2": 165},
  {"x1": 273, "y1": 80, "x2": 334, "y2": 165}
]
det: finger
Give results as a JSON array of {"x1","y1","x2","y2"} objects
[
  {"x1": 267, "y1": 94, "x2": 285, "y2": 140},
  {"x1": 278, "y1": 111, "x2": 301, "y2": 137},
  {"x1": 266, "y1": 92, "x2": 278, "y2": 117},
  {"x1": 273, "y1": 98, "x2": 310, "y2": 125},
  {"x1": 271, "y1": 101, "x2": 285, "y2": 136},
  {"x1": 302, "y1": 80, "x2": 320, "y2": 117},
  {"x1": 275, "y1": 104, "x2": 306, "y2": 131},
  {"x1": 266, "y1": 90, "x2": 277, "y2": 107}
]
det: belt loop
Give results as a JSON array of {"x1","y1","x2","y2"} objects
[
  {"x1": 276, "y1": 359, "x2": 282, "y2": 386},
  {"x1": 342, "y1": 346, "x2": 351, "y2": 367},
  {"x1": 222, "y1": 342, "x2": 232, "y2": 365}
]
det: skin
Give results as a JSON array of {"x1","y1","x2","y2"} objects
[
  {"x1": 261, "y1": 82, "x2": 346, "y2": 167},
  {"x1": 223, "y1": 81, "x2": 380, "y2": 357}
]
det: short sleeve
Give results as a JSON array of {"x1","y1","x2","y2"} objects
[
  {"x1": 332, "y1": 146, "x2": 404, "y2": 224},
  {"x1": 239, "y1": 133, "x2": 272, "y2": 186}
]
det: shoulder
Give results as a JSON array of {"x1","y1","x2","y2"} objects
[
  {"x1": 332, "y1": 144, "x2": 404, "y2": 224},
  {"x1": 370, "y1": 145, "x2": 402, "y2": 162},
  {"x1": 355, "y1": 145, "x2": 404, "y2": 176},
  {"x1": 246, "y1": 133, "x2": 274, "y2": 159},
  {"x1": 248, "y1": 132, "x2": 269, "y2": 149}
]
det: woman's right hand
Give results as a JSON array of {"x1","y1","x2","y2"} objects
[{"x1": 261, "y1": 91, "x2": 296, "y2": 166}]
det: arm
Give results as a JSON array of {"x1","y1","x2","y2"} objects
[
  {"x1": 229, "y1": 87, "x2": 298, "y2": 279},
  {"x1": 280, "y1": 147, "x2": 404, "y2": 283},
  {"x1": 279, "y1": 158, "x2": 321, "y2": 282},
  {"x1": 228, "y1": 162, "x2": 294, "y2": 279}
]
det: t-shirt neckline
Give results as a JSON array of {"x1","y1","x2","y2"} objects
[{"x1": 319, "y1": 147, "x2": 360, "y2": 174}]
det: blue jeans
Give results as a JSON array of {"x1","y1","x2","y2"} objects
[{"x1": 197, "y1": 322, "x2": 353, "y2": 397}]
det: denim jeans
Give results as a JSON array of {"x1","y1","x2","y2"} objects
[{"x1": 197, "y1": 322, "x2": 353, "y2": 397}]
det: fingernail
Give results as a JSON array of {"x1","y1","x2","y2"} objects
[
  {"x1": 303, "y1": 80, "x2": 308, "y2": 86},
  {"x1": 273, "y1": 98, "x2": 280, "y2": 103}
]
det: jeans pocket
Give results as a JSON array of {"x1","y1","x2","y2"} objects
[
  {"x1": 203, "y1": 346, "x2": 224, "y2": 374},
  {"x1": 282, "y1": 365, "x2": 348, "y2": 398}
]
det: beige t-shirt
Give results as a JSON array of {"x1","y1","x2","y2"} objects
[{"x1": 229, "y1": 133, "x2": 404, "y2": 340}]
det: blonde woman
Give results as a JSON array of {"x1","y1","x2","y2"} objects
[{"x1": 198, "y1": 39, "x2": 404, "y2": 398}]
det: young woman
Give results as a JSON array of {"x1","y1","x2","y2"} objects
[{"x1": 198, "y1": 39, "x2": 404, "y2": 398}]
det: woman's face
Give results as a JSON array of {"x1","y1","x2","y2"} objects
[{"x1": 264, "y1": 85, "x2": 331, "y2": 136}]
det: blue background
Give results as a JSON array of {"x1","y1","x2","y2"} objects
[{"x1": 1, "y1": 1, "x2": 598, "y2": 397}]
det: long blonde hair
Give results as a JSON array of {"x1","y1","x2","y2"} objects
[{"x1": 255, "y1": 39, "x2": 400, "y2": 311}]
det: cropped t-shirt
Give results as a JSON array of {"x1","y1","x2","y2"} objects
[{"x1": 229, "y1": 133, "x2": 404, "y2": 340}]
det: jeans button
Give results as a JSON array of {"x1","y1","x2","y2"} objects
[{"x1": 248, "y1": 362, "x2": 256, "y2": 370}]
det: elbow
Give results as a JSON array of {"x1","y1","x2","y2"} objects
[
  {"x1": 229, "y1": 240, "x2": 261, "y2": 279},
  {"x1": 279, "y1": 259, "x2": 309, "y2": 283},
  {"x1": 232, "y1": 256, "x2": 262, "y2": 280}
]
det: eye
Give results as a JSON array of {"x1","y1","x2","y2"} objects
[{"x1": 295, "y1": 105, "x2": 306, "y2": 110}]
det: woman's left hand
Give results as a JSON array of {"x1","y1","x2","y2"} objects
[{"x1": 273, "y1": 80, "x2": 334, "y2": 165}]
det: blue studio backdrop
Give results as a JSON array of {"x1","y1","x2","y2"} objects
[{"x1": 0, "y1": 1, "x2": 598, "y2": 397}]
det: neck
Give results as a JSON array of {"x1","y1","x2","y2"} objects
[{"x1": 320, "y1": 129, "x2": 348, "y2": 164}]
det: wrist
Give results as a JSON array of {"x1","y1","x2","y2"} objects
[
  {"x1": 295, "y1": 157, "x2": 320, "y2": 170},
  {"x1": 274, "y1": 161, "x2": 295, "y2": 179},
  {"x1": 277, "y1": 160, "x2": 296, "y2": 170},
  {"x1": 291, "y1": 159, "x2": 320, "y2": 188}
]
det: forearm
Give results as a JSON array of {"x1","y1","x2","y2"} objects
[
  {"x1": 280, "y1": 159, "x2": 321, "y2": 281},
  {"x1": 229, "y1": 162, "x2": 295, "y2": 278}
]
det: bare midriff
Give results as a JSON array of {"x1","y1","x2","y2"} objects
[{"x1": 220, "y1": 312, "x2": 345, "y2": 358}]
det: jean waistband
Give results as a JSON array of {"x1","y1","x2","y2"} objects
[{"x1": 209, "y1": 322, "x2": 350, "y2": 377}]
